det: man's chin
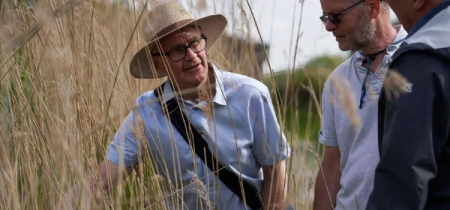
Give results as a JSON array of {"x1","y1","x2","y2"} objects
[
  {"x1": 185, "y1": 75, "x2": 207, "y2": 87},
  {"x1": 338, "y1": 43, "x2": 352, "y2": 52},
  {"x1": 339, "y1": 45, "x2": 351, "y2": 52}
]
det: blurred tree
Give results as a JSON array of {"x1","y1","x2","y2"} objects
[
  {"x1": 263, "y1": 55, "x2": 346, "y2": 140},
  {"x1": 265, "y1": 55, "x2": 346, "y2": 106}
]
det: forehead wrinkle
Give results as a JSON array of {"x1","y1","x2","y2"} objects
[
  {"x1": 167, "y1": 32, "x2": 200, "y2": 50},
  {"x1": 323, "y1": 7, "x2": 345, "y2": 15},
  {"x1": 178, "y1": 32, "x2": 189, "y2": 45},
  {"x1": 322, "y1": 0, "x2": 351, "y2": 15},
  {"x1": 175, "y1": 31, "x2": 200, "y2": 40}
]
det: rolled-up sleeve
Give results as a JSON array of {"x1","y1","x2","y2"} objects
[
  {"x1": 253, "y1": 89, "x2": 291, "y2": 166},
  {"x1": 107, "y1": 112, "x2": 144, "y2": 167},
  {"x1": 319, "y1": 79, "x2": 338, "y2": 147}
]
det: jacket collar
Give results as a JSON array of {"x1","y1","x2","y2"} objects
[{"x1": 406, "y1": 0, "x2": 450, "y2": 39}]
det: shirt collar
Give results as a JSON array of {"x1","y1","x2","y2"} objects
[
  {"x1": 388, "y1": 25, "x2": 408, "y2": 54},
  {"x1": 406, "y1": 0, "x2": 450, "y2": 39},
  {"x1": 161, "y1": 64, "x2": 227, "y2": 106}
]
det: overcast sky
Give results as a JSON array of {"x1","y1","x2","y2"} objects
[{"x1": 178, "y1": 0, "x2": 398, "y2": 73}]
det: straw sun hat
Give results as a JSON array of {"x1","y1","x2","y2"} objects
[{"x1": 129, "y1": 0, "x2": 227, "y2": 78}]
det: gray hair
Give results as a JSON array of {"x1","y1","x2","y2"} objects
[{"x1": 351, "y1": 0, "x2": 390, "y2": 13}]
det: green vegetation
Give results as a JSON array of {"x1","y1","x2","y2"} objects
[{"x1": 264, "y1": 55, "x2": 346, "y2": 140}]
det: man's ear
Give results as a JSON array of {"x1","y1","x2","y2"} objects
[
  {"x1": 151, "y1": 56, "x2": 171, "y2": 77},
  {"x1": 412, "y1": 0, "x2": 426, "y2": 10},
  {"x1": 367, "y1": 0, "x2": 382, "y2": 19},
  {"x1": 152, "y1": 56, "x2": 161, "y2": 70},
  {"x1": 152, "y1": 57, "x2": 166, "y2": 76}
]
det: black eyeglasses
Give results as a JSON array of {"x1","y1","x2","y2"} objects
[
  {"x1": 320, "y1": 0, "x2": 365, "y2": 25},
  {"x1": 152, "y1": 36, "x2": 208, "y2": 62}
]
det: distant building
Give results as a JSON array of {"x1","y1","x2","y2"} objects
[{"x1": 211, "y1": 35, "x2": 270, "y2": 81}]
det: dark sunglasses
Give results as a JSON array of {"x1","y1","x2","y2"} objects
[{"x1": 320, "y1": 0, "x2": 365, "y2": 25}]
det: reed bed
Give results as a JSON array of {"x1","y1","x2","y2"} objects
[{"x1": 0, "y1": 0, "x2": 341, "y2": 209}]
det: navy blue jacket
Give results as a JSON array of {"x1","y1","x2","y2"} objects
[{"x1": 367, "y1": 1, "x2": 450, "y2": 210}]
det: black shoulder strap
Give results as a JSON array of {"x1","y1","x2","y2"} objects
[{"x1": 154, "y1": 83, "x2": 262, "y2": 210}]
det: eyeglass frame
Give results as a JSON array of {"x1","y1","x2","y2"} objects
[
  {"x1": 319, "y1": 0, "x2": 366, "y2": 25},
  {"x1": 151, "y1": 35, "x2": 208, "y2": 62}
]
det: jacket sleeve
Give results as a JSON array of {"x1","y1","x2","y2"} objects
[{"x1": 366, "y1": 51, "x2": 445, "y2": 210}]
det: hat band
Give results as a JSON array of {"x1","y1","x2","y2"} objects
[{"x1": 154, "y1": 19, "x2": 195, "y2": 40}]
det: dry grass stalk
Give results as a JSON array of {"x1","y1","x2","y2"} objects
[
  {"x1": 329, "y1": 74, "x2": 361, "y2": 130},
  {"x1": 0, "y1": 0, "x2": 321, "y2": 209},
  {"x1": 383, "y1": 69, "x2": 408, "y2": 101}
]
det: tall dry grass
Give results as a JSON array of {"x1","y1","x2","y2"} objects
[{"x1": 0, "y1": 0, "x2": 340, "y2": 209}]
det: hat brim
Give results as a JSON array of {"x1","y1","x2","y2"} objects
[{"x1": 130, "y1": 14, "x2": 227, "y2": 79}]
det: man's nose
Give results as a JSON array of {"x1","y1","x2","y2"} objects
[
  {"x1": 184, "y1": 47, "x2": 197, "y2": 60},
  {"x1": 325, "y1": 20, "x2": 338, "y2": 32}
]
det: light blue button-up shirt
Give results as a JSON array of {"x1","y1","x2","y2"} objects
[{"x1": 107, "y1": 65, "x2": 290, "y2": 210}]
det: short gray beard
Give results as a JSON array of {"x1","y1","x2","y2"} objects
[{"x1": 348, "y1": 15, "x2": 377, "y2": 51}]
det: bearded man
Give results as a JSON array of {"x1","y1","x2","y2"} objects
[{"x1": 313, "y1": 0, "x2": 407, "y2": 209}]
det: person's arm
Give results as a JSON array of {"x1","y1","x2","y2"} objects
[
  {"x1": 251, "y1": 88, "x2": 291, "y2": 209},
  {"x1": 58, "y1": 111, "x2": 144, "y2": 209},
  {"x1": 314, "y1": 76, "x2": 341, "y2": 210},
  {"x1": 366, "y1": 51, "x2": 446, "y2": 210},
  {"x1": 262, "y1": 160, "x2": 287, "y2": 210},
  {"x1": 314, "y1": 146, "x2": 341, "y2": 210},
  {"x1": 96, "y1": 160, "x2": 134, "y2": 192},
  {"x1": 57, "y1": 160, "x2": 134, "y2": 209}
]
